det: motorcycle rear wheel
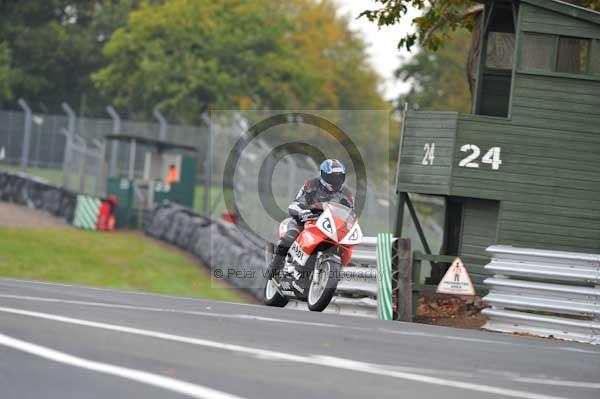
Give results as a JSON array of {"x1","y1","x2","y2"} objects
[{"x1": 307, "y1": 260, "x2": 340, "y2": 312}]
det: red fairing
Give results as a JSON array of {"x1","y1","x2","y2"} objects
[
  {"x1": 295, "y1": 220, "x2": 326, "y2": 254},
  {"x1": 296, "y1": 219, "x2": 354, "y2": 266},
  {"x1": 341, "y1": 246, "x2": 352, "y2": 266}
]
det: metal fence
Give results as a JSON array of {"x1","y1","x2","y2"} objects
[
  {"x1": 0, "y1": 101, "x2": 206, "y2": 196},
  {"x1": 208, "y1": 116, "x2": 397, "y2": 238},
  {"x1": 482, "y1": 245, "x2": 600, "y2": 345},
  {"x1": 0, "y1": 103, "x2": 394, "y2": 233},
  {"x1": 0, "y1": 102, "x2": 443, "y2": 248}
]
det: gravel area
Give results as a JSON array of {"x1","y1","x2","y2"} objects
[{"x1": 0, "y1": 202, "x2": 69, "y2": 228}]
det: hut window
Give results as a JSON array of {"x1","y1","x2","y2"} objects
[
  {"x1": 521, "y1": 33, "x2": 554, "y2": 71},
  {"x1": 556, "y1": 37, "x2": 590, "y2": 74},
  {"x1": 486, "y1": 32, "x2": 515, "y2": 70}
]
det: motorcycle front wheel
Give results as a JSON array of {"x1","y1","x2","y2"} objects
[
  {"x1": 264, "y1": 278, "x2": 288, "y2": 307},
  {"x1": 307, "y1": 259, "x2": 340, "y2": 312}
]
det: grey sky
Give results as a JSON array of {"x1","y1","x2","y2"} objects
[{"x1": 334, "y1": 0, "x2": 419, "y2": 100}]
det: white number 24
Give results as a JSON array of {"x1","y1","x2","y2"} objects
[
  {"x1": 459, "y1": 145, "x2": 502, "y2": 170},
  {"x1": 422, "y1": 143, "x2": 435, "y2": 165}
]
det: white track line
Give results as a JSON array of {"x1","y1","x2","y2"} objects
[
  {"x1": 0, "y1": 332, "x2": 244, "y2": 399},
  {"x1": 0, "y1": 293, "x2": 338, "y2": 328},
  {"x1": 0, "y1": 305, "x2": 569, "y2": 399},
  {"x1": 512, "y1": 378, "x2": 600, "y2": 389},
  {"x1": 0, "y1": 277, "x2": 256, "y2": 305},
  {"x1": 1, "y1": 293, "x2": 599, "y2": 356}
]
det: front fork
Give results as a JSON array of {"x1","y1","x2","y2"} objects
[
  {"x1": 311, "y1": 251, "x2": 341, "y2": 284},
  {"x1": 312, "y1": 267, "x2": 321, "y2": 284}
]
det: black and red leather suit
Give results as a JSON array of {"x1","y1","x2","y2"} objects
[{"x1": 276, "y1": 177, "x2": 354, "y2": 256}]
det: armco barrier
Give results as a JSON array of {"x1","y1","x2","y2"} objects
[
  {"x1": 0, "y1": 171, "x2": 77, "y2": 222},
  {"x1": 145, "y1": 202, "x2": 412, "y2": 319},
  {"x1": 482, "y1": 245, "x2": 600, "y2": 344}
]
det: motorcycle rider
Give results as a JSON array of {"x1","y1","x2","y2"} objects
[{"x1": 266, "y1": 159, "x2": 354, "y2": 279}]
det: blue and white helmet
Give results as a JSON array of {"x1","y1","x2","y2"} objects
[{"x1": 319, "y1": 159, "x2": 346, "y2": 192}]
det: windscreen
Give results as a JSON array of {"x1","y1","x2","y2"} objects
[{"x1": 324, "y1": 202, "x2": 357, "y2": 229}]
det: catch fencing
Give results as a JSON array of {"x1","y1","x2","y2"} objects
[
  {"x1": 0, "y1": 101, "x2": 205, "y2": 197},
  {"x1": 208, "y1": 116, "x2": 395, "y2": 237},
  {"x1": 1, "y1": 102, "x2": 439, "y2": 262},
  {"x1": 0, "y1": 105, "x2": 395, "y2": 237},
  {"x1": 482, "y1": 245, "x2": 600, "y2": 344}
]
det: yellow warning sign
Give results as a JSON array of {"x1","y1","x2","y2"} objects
[{"x1": 436, "y1": 257, "x2": 475, "y2": 296}]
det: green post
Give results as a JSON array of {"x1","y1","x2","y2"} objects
[{"x1": 376, "y1": 233, "x2": 393, "y2": 320}]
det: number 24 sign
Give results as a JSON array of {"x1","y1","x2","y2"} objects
[
  {"x1": 458, "y1": 144, "x2": 502, "y2": 170},
  {"x1": 422, "y1": 143, "x2": 502, "y2": 170}
]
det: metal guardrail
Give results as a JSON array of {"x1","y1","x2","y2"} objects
[{"x1": 482, "y1": 245, "x2": 600, "y2": 345}]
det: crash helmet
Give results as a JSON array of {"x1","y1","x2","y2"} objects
[{"x1": 319, "y1": 159, "x2": 346, "y2": 192}]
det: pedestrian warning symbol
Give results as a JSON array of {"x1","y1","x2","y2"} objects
[{"x1": 436, "y1": 257, "x2": 475, "y2": 296}]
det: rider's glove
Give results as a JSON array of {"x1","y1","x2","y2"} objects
[{"x1": 299, "y1": 209, "x2": 312, "y2": 221}]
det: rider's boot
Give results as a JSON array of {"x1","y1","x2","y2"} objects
[{"x1": 266, "y1": 250, "x2": 286, "y2": 280}]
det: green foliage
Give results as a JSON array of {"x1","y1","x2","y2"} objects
[
  {"x1": 0, "y1": 42, "x2": 16, "y2": 103},
  {"x1": 94, "y1": 0, "x2": 314, "y2": 121},
  {"x1": 93, "y1": 0, "x2": 385, "y2": 122},
  {"x1": 287, "y1": 0, "x2": 385, "y2": 109},
  {"x1": 0, "y1": 1, "x2": 135, "y2": 113},
  {"x1": 396, "y1": 29, "x2": 472, "y2": 112},
  {"x1": 361, "y1": 0, "x2": 600, "y2": 52},
  {"x1": 360, "y1": 0, "x2": 477, "y2": 52},
  {"x1": 1, "y1": 0, "x2": 385, "y2": 120}
]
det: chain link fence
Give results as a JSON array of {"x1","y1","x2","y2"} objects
[
  {"x1": 0, "y1": 102, "x2": 206, "y2": 198},
  {"x1": 0, "y1": 103, "x2": 436, "y2": 244},
  {"x1": 208, "y1": 111, "x2": 396, "y2": 241}
]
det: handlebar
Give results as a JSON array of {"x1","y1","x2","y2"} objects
[{"x1": 300, "y1": 211, "x2": 320, "y2": 223}]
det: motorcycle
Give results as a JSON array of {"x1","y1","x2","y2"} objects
[{"x1": 263, "y1": 202, "x2": 363, "y2": 312}]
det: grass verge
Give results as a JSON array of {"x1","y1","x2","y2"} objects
[{"x1": 0, "y1": 227, "x2": 247, "y2": 303}]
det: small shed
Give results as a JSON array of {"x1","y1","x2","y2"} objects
[
  {"x1": 104, "y1": 134, "x2": 197, "y2": 227},
  {"x1": 395, "y1": 0, "x2": 600, "y2": 289}
]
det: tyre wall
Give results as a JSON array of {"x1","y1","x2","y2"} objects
[
  {"x1": 0, "y1": 172, "x2": 77, "y2": 222},
  {"x1": 144, "y1": 202, "x2": 267, "y2": 300}
]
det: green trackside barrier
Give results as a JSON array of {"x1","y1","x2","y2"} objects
[
  {"x1": 73, "y1": 195, "x2": 102, "y2": 230},
  {"x1": 376, "y1": 233, "x2": 393, "y2": 320}
]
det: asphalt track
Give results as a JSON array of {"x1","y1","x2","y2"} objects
[{"x1": 0, "y1": 277, "x2": 598, "y2": 399}]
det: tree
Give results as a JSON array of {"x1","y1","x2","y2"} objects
[
  {"x1": 93, "y1": 0, "x2": 323, "y2": 122},
  {"x1": 0, "y1": 42, "x2": 17, "y2": 105},
  {"x1": 360, "y1": 0, "x2": 600, "y2": 52},
  {"x1": 0, "y1": 1, "x2": 135, "y2": 113},
  {"x1": 93, "y1": 0, "x2": 386, "y2": 123},
  {"x1": 396, "y1": 29, "x2": 472, "y2": 112},
  {"x1": 287, "y1": 0, "x2": 386, "y2": 109},
  {"x1": 1, "y1": 0, "x2": 386, "y2": 120}
]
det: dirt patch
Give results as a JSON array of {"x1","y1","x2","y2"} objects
[
  {"x1": 0, "y1": 202, "x2": 69, "y2": 228},
  {"x1": 414, "y1": 292, "x2": 488, "y2": 330}
]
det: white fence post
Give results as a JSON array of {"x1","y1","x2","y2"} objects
[{"x1": 17, "y1": 99, "x2": 32, "y2": 170}]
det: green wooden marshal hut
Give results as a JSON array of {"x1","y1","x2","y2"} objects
[{"x1": 395, "y1": 0, "x2": 600, "y2": 289}]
